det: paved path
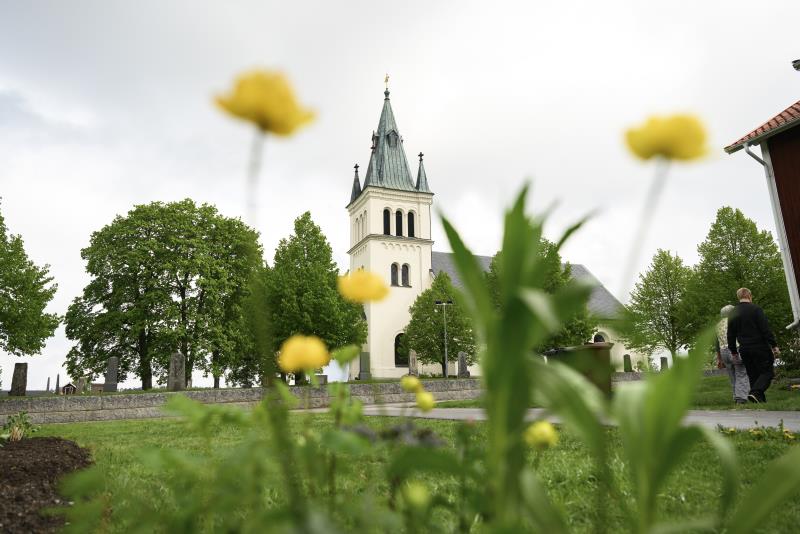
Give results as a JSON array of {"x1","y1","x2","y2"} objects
[{"x1": 359, "y1": 404, "x2": 800, "y2": 431}]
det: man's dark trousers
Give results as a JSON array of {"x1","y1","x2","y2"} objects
[{"x1": 740, "y1": 346, "x2": 774, "y2": 402}]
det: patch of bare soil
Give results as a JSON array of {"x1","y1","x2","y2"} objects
[{"x1": 0, "y1": 437, "x2": 92, "y2": 533}]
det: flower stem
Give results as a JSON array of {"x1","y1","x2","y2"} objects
[
  {"x1": 246, "y1": 128, "x2": 264, "y2": 227},
  {"x1": 620, "y1": 159, "x2": 670, "y2": 295}
]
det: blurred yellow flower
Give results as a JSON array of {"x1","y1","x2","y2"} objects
[
  {"x1": 338, "y1": 269, "x2": 389, "y2": 303},
  {"x1": 278, "y1": 334, "x2": 329, "y2": 373},
  {"x1": 416, "y1": 391, "x2": 435, "y2": 412},
  {"x1": 524, "y1": 421, "x2": 558, "y2": 450},
  {"x1": 216, "y1": 70, "x2": 315, "y2": 135},
  {"x1": 625, "y1": 114, "x2": 707, "y2": 161},
  {"x1": 402, "y1": 481, "x2": 431, "y2": 510},
  {"x1": 401, "y1": 375, "x2": 422, "y2": 393}
]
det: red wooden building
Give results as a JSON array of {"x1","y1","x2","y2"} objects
[{"x1": 725, "y1": 98, "x2": 800, "y2": 328}]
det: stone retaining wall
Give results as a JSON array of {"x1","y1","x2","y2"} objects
[
  {"x1": 612, "y1": 368, "x2": 727, "y2": 382},
  {"x1": 0, "y1": 379, "x2": 482, "y2": 425}
]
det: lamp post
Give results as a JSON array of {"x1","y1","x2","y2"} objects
[{"x1": 435, "y1": 300, "x2": 453, "y2": 377}]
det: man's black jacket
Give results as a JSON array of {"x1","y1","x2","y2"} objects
[{"x1": 727, "y1": 301, "x2": 777, "y2": 353}]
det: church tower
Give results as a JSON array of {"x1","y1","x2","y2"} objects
[{"x1": 347, "y1": 87, "x2": 434, "y2": 378}]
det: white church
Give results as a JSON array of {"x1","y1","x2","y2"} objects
[{"x1": 345, "y1": 88, "x2": 642, "y2": 379}]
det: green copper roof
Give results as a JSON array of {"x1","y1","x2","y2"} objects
[
  {"x1": 350, "y1": 164, "x2": 362, "y2": 204},
  {"x1": 359, "y1": 89, "x2": 430, "y2": 196},
  {"x1": 415, "y1": 152, "x2": 431, "y2": 193}
]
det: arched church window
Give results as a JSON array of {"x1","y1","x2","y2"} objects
[
  {"x1": 401, "y1": 264, "x2": 410, "y2": 287},
  {"x1": 395, "y1": 333, "x2": 409, "y2": 367},
  {"x1": 395, "y1": 211, "x2": 403, "y2": 236},
  {"x1": 408, "y1": 212, "x2": 415, "y2": 237},
  {"x1": 390, "y1": 263, "x2": 399, "y2": 286},
  {"x1": 362, "y1": 210, "x2": 367, "y2": 236},
  {"x1": 383, "y1": 209, "x2": 391, "y2": 235}
]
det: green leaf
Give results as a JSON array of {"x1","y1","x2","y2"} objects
[
  {"x1": 331, "y1": 344, "x2": 361, "y2": 365},
  {"x1": 520, "y1": 468, "x2": 569, "y2": 534},
  {"x1": 726, "y1": 445, "x2": 800, "y2": 534}
]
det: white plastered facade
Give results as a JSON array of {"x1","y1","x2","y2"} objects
[{"x1": 347, "y1": 186, "x2": 434, "y2": 378}]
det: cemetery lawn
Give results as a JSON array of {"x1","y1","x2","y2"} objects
[
  {"x1": 41, "y1": 413, "x2": 800, "y2": 532},
  {"x1": 437, "y1": 375, "x2": 800, "y2": 410}
]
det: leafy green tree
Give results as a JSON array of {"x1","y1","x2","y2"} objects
[
  {"x1": 683, "y1": 206, "x2": 793, "y2": 348},
  {"x1": 225, "y1": 265, "x2": 276, "y2": 387},
  {"x1": 486, "y1": 239, "x2": 595, "y2": 352},
  {"x1": 65, "y1": 200, "x2": 261, "y2": 389},
  {"x1": 623, "y1": 249, "x2": 694, "y2": 358},
  {"x1": 404, "y1": 272, "x2": 476, "y2": 376},
  {"x1": 266, "y1": 212, "x2": 366, "y2": 378},
  {"x1": 0, "y1": 203, "x2": 59, "y2": 356}
]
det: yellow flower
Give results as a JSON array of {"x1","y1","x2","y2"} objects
[
  {"x1": 216, "y1": 70, "x2": 315, "y2": 135},
  {"x1": 524, "y1": 421, "x2": 558, "y2": 450},
  {"x1": 416, "y1": 391, "x2": 435, "y2": 412},
  {"x1": 337, "y1": 269, "x2": 389, "y2": 303},
  {"x1": 401, "y1": 375, "x2": 423, "y2": 393},
  {"x1": 278, "y1": 335, "x2": 329, "y2": 373},
  {"x1": 402, "y1": 481, "x2": 431, "y2": 510},
  {"x1": 625, "y1": 114, "x2": 707, "y2": 161}
]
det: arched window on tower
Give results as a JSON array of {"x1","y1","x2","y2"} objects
[
  {"x1": 394, "y1": 333, "x2": 409, "y2": 367},
  {"x1": 363, "y1": 210, "x2": 367, "y2": 236},
  {"x1": 401, "y1": 264, "x2": 410, "y2": 287},
  {"x1": 390, "y1": 263, "x2": 399, "y2": 286},
  {"x1": 408, "y1": 212, "x2": 415, "y2": 237},
  {"x1": 395, "y1": 210, "x2": 403, "y2": 236},
  {"x1": 383, "y1": 209, "x2": 391, "y2": 235}
]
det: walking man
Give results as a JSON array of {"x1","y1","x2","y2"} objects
[
  {"x1": 716, "y1": 304, "x2": 750, "y2": 404},
  {"x1": 727, "y1": 288, "x2": 780, "y2": 403}
]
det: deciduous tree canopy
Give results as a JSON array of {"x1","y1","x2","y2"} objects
[
  {"x1": 623, "y1": 249, "x2": 694, "y2": 357},
  {"x1": 266, "y1": 212, "x2": 366, "y2": 377},
  {"x1": 404, "y1": 272, "x2": 476, "y2": 377},
  {"x1": 0, "y1": 205, "x2": 59, "y2": 356},
  {"x1": 684, "y1": 206, "x2": 792, "y2": 348},
  {"x1": 65, "y1": 200, "x2": 262, "y2": 388}
]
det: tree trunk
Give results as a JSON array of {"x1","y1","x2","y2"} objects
[
  {"x1": 212, "y1": 350, "x2": 221, "y2": 389},
  {"x1": 441, "y1": 358, "x2": 447, "y2": 378}
]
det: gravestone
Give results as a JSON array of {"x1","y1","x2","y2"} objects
[
  {"x1": 408, "y1": 349, "x2": 419, "y2": 376},
  {"x1": 660, "y1": 356, "x2": 669, "y2": 371},
  {"x1": 75, "y1": 376, "x2": 87, "y2": 394},
  {"x1": 457, "y1": 351, "x2": 470, "y2": 378},
  {"x1": 358, "y1": 351, "x2": 371, "y2": 381},
  {"x1": 168, "y1": 351, "x2": 186, "y2": 391},
  {"x1": 10, "y1": 362, "x2": 28, "y2": 396},
  {"x1": 55, "y1": 374, "x2": 60, "y2": 395},
  {"x1": 46, "y1": 376, "x2": 51, "y2": 392},
  {"x1": 623, "y1": 354, "x2": 633, "y2": 373},
  {"x1": 104, "y1": 356, "x2": 119, "y2": 392}
]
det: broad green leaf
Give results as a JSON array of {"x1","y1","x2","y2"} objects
[
  {"x1": 331, "y1": 344, "x2": 361, "y2": 365},
  {"x1": 520, "y1": 468, "x2": 569, "y2": 534}
]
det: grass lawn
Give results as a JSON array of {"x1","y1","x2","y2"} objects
[
  {"x1": 39, "y1": 411, "x2": 800, "y2": 533},
  {"x1": 437, "y1": 375, "x2": 800, "y2": 410}
]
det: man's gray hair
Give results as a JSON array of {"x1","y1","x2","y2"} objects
[{"x1": 720, "y1": 304, "x2": 735, "y2": 317}]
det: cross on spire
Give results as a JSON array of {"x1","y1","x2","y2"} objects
[{"x1": 418, "y1": 152, "x2": 424, "y2": 161}]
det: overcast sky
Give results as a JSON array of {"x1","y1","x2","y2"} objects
[{"x1": 1, "y1": 0, "x2": 798, "y2": 389}]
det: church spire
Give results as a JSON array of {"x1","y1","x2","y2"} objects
[
  {"x1": 360, "y1": 87, "x2": 417, "y2": 193},
  {"x1": 415, "y1": 152, "x2": 431, "y2": 192},
  {"x1": 350, "y1": 164, "x2": 362, "y2": 204}
]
